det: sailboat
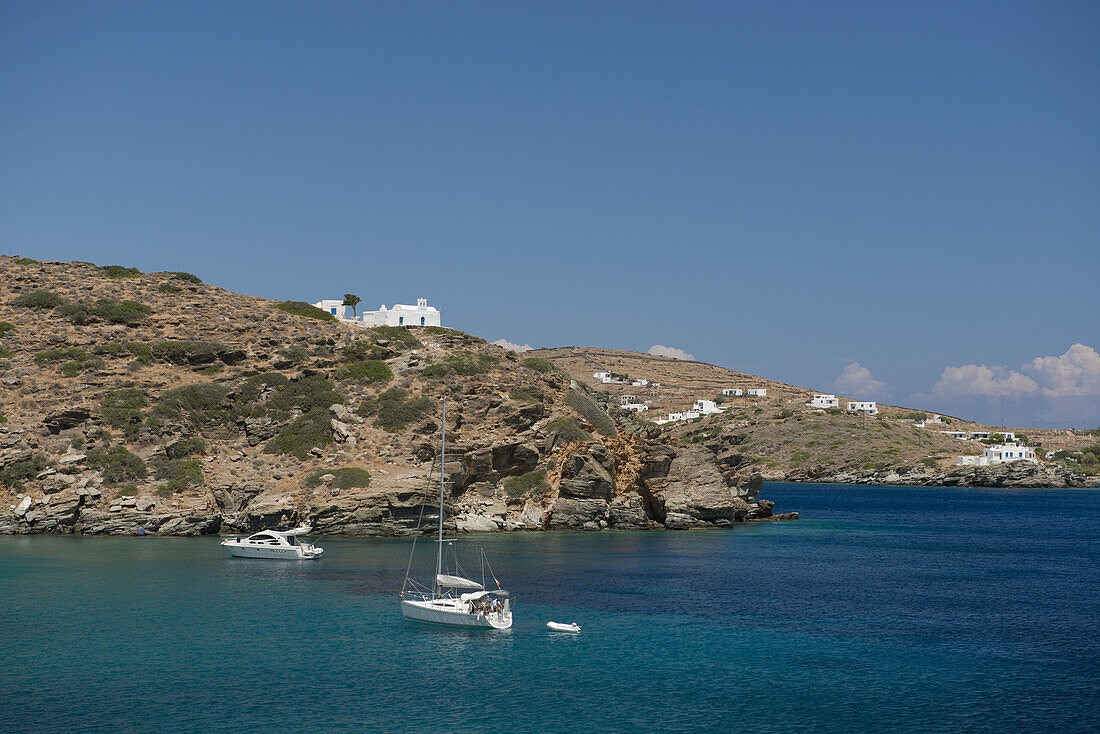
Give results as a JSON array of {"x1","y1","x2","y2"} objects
[{"x1": 399, "y1": 399, "x2": 513, "y2": 630}]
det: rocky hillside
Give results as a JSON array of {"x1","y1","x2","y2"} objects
[
  {"x1": 530, "y1": 348, "x2": 1090, "y2": 488},
  {"x1": 0, "y1": 256, "x2": 791, "y2": 536}
]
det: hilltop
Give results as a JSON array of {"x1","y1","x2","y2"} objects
[
  {"x1": 529, "y1": 347, "x2": 1092, "y2": 487},
  {"x1": 0, "y1": 256, "x2": 789, "y2": 536}
]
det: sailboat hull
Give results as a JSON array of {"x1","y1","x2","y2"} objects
[{"x1": 400, "y1": 599, "x2": 512, "y2": 630}]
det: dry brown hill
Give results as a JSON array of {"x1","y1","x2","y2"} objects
[{"x1": 0, "y1": 256, "x2": 787, "y2": 536}]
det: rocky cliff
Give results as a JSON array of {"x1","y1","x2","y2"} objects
[{"x1": 0, "y1": 256, "x2": 790, "y2": 535}]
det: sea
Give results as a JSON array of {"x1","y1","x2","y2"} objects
[{"x1": 1, "y1": 484, "x2": 1098, "y2": 733}]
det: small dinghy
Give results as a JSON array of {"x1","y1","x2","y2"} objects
[{"x1": 547, "y1": 621, "x2": 581, "y2": 633}]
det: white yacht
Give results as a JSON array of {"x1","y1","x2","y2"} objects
[
  {"x1": 399, "y1": 399, "x2": 513, "y2": 630},
  {"x1": 220, "y1": 526, "x2": 323, "y2": 560}
]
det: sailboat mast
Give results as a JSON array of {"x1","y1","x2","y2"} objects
[{"x1": 436, "y1": 398, "x2": 445, "y2": 594}]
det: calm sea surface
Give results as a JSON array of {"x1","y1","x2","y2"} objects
[{"x1": 2, "y1": 484, "x2": 1098, "y2": 733}]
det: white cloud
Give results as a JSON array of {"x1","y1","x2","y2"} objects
[
  {"x1": 648, "y1": 344, "x2": 695, "y2": 361},
  {"x1": 931, "y1": 364, "x2": 1038, "y2": 398},
  {"x1": 832, "y1": 361, "x2": 891, "y2": 400},
  {"x1": 491, "y1": 339, "x2": 533, "y2": 353},
  {"x1": 1024, "y1": 343, "x2": 1100, "y2": 397}
]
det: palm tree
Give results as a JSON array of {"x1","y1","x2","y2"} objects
[{"x1": 342, "y1": 293, "x2": 361, "y2": 317}]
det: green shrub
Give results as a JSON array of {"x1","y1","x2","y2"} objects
[
  {"x1": 920, "y1": 457, "x2": 938, "y2": 468},
  {"x1": 166, "y1": 271, "x2": 202, "y2": 284},
  {"x1": 127, "y1": 343, "x2": 153, "y2": 365},
  {"x1": 35, "y1": 348, "x2": 104, "y2": 374},
  {"x1": 370, "y1": 325, "x2": 421, "y2": 348},
  {"x1": 503, "y1": 467, "x2": 548, "y2": 498},
  {"x1": 547, "y1": 417, "x2": 592, "y2": 443},
  {"x1": 13, "y1": 257, "x2": 39, "y2": 265},
  {"x1": 0, "y1": 454, "x2": 47, "y2": 489},
  {"x1": 422, "y1": 351, "x2": 497, "y2": 378},
  {"x1": 263, "y1": 409, "x2": 333, "y2": 459},
  {"x1": 278, "y1": 345, "x2": 309, "y2": 364},
  {"x1": 264, "y1": 375, "x2": 342, "y2": 419},
  {"x1": 154, "y1": 383, "x2": 233, "y2": 424},
  {"x1": 157, "y1": 283, "x2": 182, "y2": 294},
  {"x1": 0, "y1": 322, "x2": 14, "y2": 337},
  {"x1": 236, "y1": 372, "x2": 291, "y2": 404},
  {"x1": 56, "y1": 301, "x2": 95, "y2": 325},
  {"x1": 195, "y1": 364, "x2": 223, "y2": 376},
  {"x1": 98, "y1": 264, "x2": 141, "y2": 279},
  {"x1": 509, "y1": 389, "x2": 539, "y2": 403},
  {"x1": 86, "y1": 445, "x2": 147, "y2": 484},
  {"x1": 100, "y1": 388, "x2": 148, "y2": 436},
  {"x1": 150, "y1": 340, "x2": 228, "y2": 364},
  {"x1": 421, "y1": 363, "x2": 453, "y2": 378},
  {"x1": 304, "y1": 467, "x2": 371, "y2": 490},
  {"x1": 113, "y1": 483, "x2": 138, "y2": 498},
  {"x1": 165, "y1": 436, "x2": 205, "y2": 460},
  {"x1": 420, "y1": 326, "x2": 484, "y2": 343},
  {"x1": 93, "y1": 344, "x2": 129, "y2": 357},
  {"x1": 0, "y1": 411, "x2": 5, "y2": 423},
  {"x1": 94, "y1": 299, "x2": 152, "y2": 325},
  {"x1": 566, "y1": 389, "x2": 617, "y2": 437},
  {"x1": 358, "y1": 388, "x2": 435, "y2": 432},
  {"x1": 273, "y1": 301, "x2": 336, "y2": 321},
  {"x1": 154, "y1": 458, "x2": 203, "y2": 492},
  {"x1": 521, "y1": 357, "x2": 552, "y2": 373},
  {"x1": 336, "y1": 359, "x2": 392, "y2": 384},
  {"x1": 0, "y1": 346, "x2": 9, "y2": 359},
  {"x1": 12, "y1": 291, "x2": 63, "y2": 309},
  {"x1": 341, "y1": 341, "x2": 388, "y2": 362}
]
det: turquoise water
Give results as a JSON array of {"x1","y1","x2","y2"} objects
[{"x1": 2, "y1": 484, "x2": 1098, "y2": 733}]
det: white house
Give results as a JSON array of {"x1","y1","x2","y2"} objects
[
  {"x1": 808, "y1": 394, "x2": 839, "y2": 409},
  {"x1": 654, "y1": 410, "x2": 700, "y2": 425},
  {"x1": 622, "y1": 403, "x2": 649, "y2": 413},
  {"x1": 620, "y1": 395, "x2": 639, "y2": 406},
  {"x1": 360, "y1": 299, "x2": 441, "y2": 328},
  {"x1": 847, "y1": 401, "x2": 878, "y2": 415},
  {"x1": 593, "y1": 372, "x2": 613, "y2": 384},
  {"x1": 942, "y1": 431, "x2": 969, "y2": 440},
  {"x1": 956, "y1": 443, "x2": 1037, "y2": 466},
  {"x1": 691, "y1": 399, "x2": 726, "y2": 415},
  {"x1": 631, "y1": 378, "x2": 649, "y2": 387},
  {"x1": 722, "y1": 388, "x2": 743, "y2": 397},
  {"x1": 314, "y1": 299, "x2": 348, "y2": 319},
  {"x1": 313, "y1": 297, "x2": 441, "y2": 328},
  {"x1": 747, "y1": 388, "x2": 767, "y2": 397},
  {"x1": 968, "y1": 431, "x2": 991, "y2": 441}
]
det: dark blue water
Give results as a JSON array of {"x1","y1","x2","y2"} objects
[{"x1": 2, "y1": 484, "x2": 1098, "y2": 733}]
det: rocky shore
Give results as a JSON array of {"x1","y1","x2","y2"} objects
[{"x1": 775, "y1": 460, "x2": 1088, "y2": 489}]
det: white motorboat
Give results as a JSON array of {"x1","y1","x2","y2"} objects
[
  {"x1": 220, "y1": 525, "x2": 323, "y2": 560},
  {"x1": 546, "y1": 621, "x2": 581, "y2": 633},
  {"x1": 399, "y1": 399, "x2": 513, "y2": 630}
]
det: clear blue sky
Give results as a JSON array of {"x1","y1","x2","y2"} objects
[{"x1": 3, "y1": 1, "x2": 1098, "y2": 427}]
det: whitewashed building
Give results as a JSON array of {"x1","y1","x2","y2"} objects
[
  {"x1": 942, "y1": 431, "x2": 969, "y2": 440},
  {"x1": 654, "y1": 410, "x2": 701, "y2": 425},
  {"x1": 631, "y1": 378, "x2": 650, "y2": 387},
  {"x1": 620, "y1": 395, "x2": 639, "y2": 406},
  {"x1": 691, "y1": 399, "x2": 726, "y2": 415},
  {"x1": 593, "y1": 372, "x2": 613, "y2": 384},
  {"x1": 808, "y1": 394, "x2": 839, "y2": 409},
  {"x1": 313, "y1": 297, "x2": 441, "y2": 328},
  {"x1": 314, "y1": 299, "x2": 349, "y2": 319},
  {"x1": 622, "y1": 403, "x2": 649, "y2": 413},
  {"x1": 722, "y1": 388, "x2": 743, "y2": 397},
  {"x1": 747, "y1": 388, "x2": 767, "y2": 397},
  {"x1": 847, "y1": 401, "x2": 878, "y2": 415},
  {"x1": 360, "y1": 299, "x2": 441, "y2": 328},
  {"x1": 956, "y1": 443, "x2": 1037, "y2": 466}
]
